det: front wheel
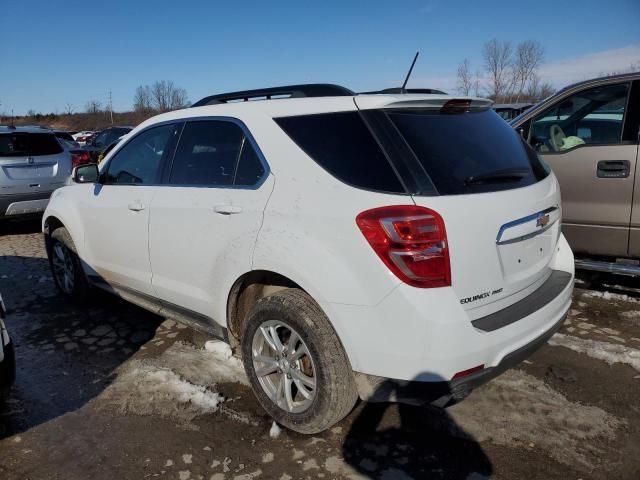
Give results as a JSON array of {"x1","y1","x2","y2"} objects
[
  {"x1": 48, "y1": 226, "x2": 89, "y2": 302},
  {"x1": 241, "y1": 288, "x2": 357, "y2": 434}
]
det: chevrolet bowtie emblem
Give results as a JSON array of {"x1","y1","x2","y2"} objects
[{"x1": 537, "y1": 214, "x2": 550, "y2": 228}]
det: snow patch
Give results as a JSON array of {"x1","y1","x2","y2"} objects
[
  {"x1": 97, "y1": 341, "x2": 250, "y2": 424},
  {"x1": 449, "y1": 369, "x2": 624, "y2": 469},
  {"x1": 581, "y1": 290, "x2": 640, "y2": 303},
  {"x1": 269, "y1": 422, "x2": 282, "y2": 439},
  {"x1": 99, "y1": 363, "x2": 224, "y2": 419},
  {"x1": 549, "y1": 333, "x2": 640, "y2": 371}
]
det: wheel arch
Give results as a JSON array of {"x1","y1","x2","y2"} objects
[
  {"x1": 226, "y1": 270, "x2": 303, "y2": 346},
  {"x1": 225, "y1": 268, "x2": 359, "y2": 373}
]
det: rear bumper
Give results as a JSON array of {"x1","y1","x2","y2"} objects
[
  {"x1": 0, "y1": 191, "x2": 53, "y2": 217},
  {"x1": 0, "y1": 341, "x2": 16, "y2": 400},
  {"x1": 355, "y1": 310, "x2": 567, "y2": 407},
  {"x1": 325, "y1": 233, "x2": 574, "y2": 385}
]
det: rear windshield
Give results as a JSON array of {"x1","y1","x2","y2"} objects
[
  {"x1": 276, "y1": 108, "x2": 549, "y2": 196},
  {"x1": 0, "y1": 133, "x2": 63, "y2": 157},
  {"x1": 386, "y1": 109, "x2": 549, "y2": 195}
]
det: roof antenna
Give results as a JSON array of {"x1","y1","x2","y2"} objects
[
  {"x1": 401, "y1": 51, "x2": 419, "y2": 93},
  {"x1": 10, "y1": 109, "x2": 15, "y2": 128}
]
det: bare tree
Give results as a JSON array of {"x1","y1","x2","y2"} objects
[
  {"x1": 509, "y1": 40, "x2": 544, "y2": 103},
  {"x1": 483, "y1": 39, "x2": 513, "y2": 100},
  {"x1": 133, "y1": 85, "x2": 153, "y2": 113},
  {"x1": 150, "y1": 80, "x2": 189, "y2": 113},
  {"x1": 524, "y1": 74, "x2": 555, "y2": 102},
  {"x1": 64, "y1": 103, "x2": 75, "y2": 115},
  {"x1": 473, "y1": 70, "x2": 482, "y2": 97},
  {"x1": 456, "y1": 59, "x2": 473, "y2": 95},
  {"x1": 85, "y1": 99, "x2": 102, "y2": 114},
  {"x1": 538, "y1": 82, "x2": 555, "y2": 100}
]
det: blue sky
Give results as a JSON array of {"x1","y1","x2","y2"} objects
[{"x1": 1, "y1": 0, "x2": 639, "y2": 115}]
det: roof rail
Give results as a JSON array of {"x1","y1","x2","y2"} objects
[
  {"x1": 192, "y1": 83, "x2": 354, "y2": 107},
  {"x1": 360, "y1": 87, "x2": 448, "y2": 95}
]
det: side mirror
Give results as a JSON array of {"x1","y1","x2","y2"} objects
[{"x1": 73, "y1": 163, "x2": 99, "y2": 183}]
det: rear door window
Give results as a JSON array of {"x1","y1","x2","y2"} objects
[
  {"x1": 168, "y1": 121, "x2": 244, "y2": 186},
  {"x1": 0, "y1": 133, "x2": 63, "y2": 157},
  {"x1": 275, "y1": 112, "x2": 405, "y2": 193},
  {"x1": 234, "y1": 139, "x2": 266, "y2": 186}
]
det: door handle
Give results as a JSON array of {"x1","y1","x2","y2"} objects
[
  {"x1": 597, "y1": 160, "x2": 630, "y2": 178},
  {"x1": 128, "y1": 201, "x2": 145, "y2": 211},
  {"x1": 214, "y1": 205, "x2": 242, "y2": 215}
]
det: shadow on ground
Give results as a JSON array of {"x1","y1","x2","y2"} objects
[
  {"x1": 0, "y1": 217, "x2": 43, "y2": 236},
  {"x1": 0, "y1": 220, "x2": 165, "y2": 438},
  {"x1": 575, "y1": 268, "x2": 640, "y2": 299},
  {"x1": 342, "y1": 379, "x2": 492, "y2": 479}
]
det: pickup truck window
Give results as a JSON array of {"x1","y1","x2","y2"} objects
[{"x1": 529, "y1": 83, "x2": 630, "y2": 153}]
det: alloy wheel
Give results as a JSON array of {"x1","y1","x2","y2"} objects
[
  {"x1": 51, "y1": 241, "x2": 75, "y2": 294},
  {"x1": 251, "y1": 320, "x2": 317, "y2": 413}
]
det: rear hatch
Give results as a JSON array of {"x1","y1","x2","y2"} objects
[
  {"x1": 0, "y1": 132, "x2": 70, "y2": 195},
  {"x1": 354, "y1": 96, "x2": 561, "y2": 318}
]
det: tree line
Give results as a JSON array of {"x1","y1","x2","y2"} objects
[{"x1": 456, "y1": 39, "x2": 554, "y2": 103}]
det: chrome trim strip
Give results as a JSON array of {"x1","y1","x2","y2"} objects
[{"x1": 496, "y1": 206, "x2": 558, "y2": 245}]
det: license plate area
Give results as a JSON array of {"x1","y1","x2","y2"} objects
[{"x1": 496, "y1": 207, "x2": 560, "y2": 282}]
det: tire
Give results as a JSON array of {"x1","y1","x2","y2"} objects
[
  {"x1": 241, "y1": 288, "x2": 358, "y2": 434},
  {"x1": 48, "y1": 226, "x2": 90, "y2": 302}
]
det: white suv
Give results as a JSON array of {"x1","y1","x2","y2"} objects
[{"x1": 42, "y1": 84, "x2": 574, "y2": 433}]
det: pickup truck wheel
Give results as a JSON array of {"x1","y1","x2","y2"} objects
[
  {"x1": 48, "y1": 227, "x2": 89, "y2": 301},
  {"x1": 241, "y1": 288, "x2": 357, "y2": 434}
]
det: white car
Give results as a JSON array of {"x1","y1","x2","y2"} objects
[
  {"x1": 0, "y1": 293, "x2": 15, "y2": 403},
  {"x1": 42, "y1": 84, "x2": 574, "y2": 433}
]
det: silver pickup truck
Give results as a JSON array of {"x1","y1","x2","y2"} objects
[{"x1": 512, "y1": 72, "x2": 640, "y2": 275}]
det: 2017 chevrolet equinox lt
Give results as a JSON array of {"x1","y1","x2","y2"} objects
[{"x1": 42, "y1": 84, "x2": 574, "y2": 433}]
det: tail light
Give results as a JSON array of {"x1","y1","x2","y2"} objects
[
  {"x1": 70, "y1": 150, "x2": 90, "y2": 169},
  {"x1": 356, "y1": 205, "x2": 451, "y2": 288}
]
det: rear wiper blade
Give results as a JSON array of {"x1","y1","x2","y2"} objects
[{"x1": 465, "y1": 168, "x2": 530, "y2": 185}]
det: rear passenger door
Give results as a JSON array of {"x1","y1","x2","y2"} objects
[
  {"x1": 526, "y1": 81, "x2": 636, "y2": 257},
  {"x1": 148, "y1": 119, "x2": 273, "y2": 325}
]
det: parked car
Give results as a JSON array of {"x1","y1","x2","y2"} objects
[
  {"x1": 0, "y1": 126, "x2": 72, "y2": 219},
  {"x1": 43, "y1": 84, "x2": 574, "y2": 433},
  {"x1": 72, "y1": 131, "x2": 95, "y2": 145},
  {"x1": 511, "y1": 72, "x2": 640, "y2": 275},
  {"x1": 83, "y1": 126, "x2": 132, "y2": 162},
  {"x1": 54, "y1": 130, "x2": 81, "y2": 149},
  {"x1": 493, "y1": 103, "x2": 533, "y2": 121},
  {"x1": 0, "y1": 292, "x2": 15, "y2": 403}
]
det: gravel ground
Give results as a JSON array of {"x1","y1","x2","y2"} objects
[{"x1": 0, "y1": 218, "x2": 639, "y2": 480}]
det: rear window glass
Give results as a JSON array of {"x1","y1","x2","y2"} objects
[
  {"x1": 169, "y1": 121, "x2": 244, "y2": 186},
  {"x1": 387, "y1": 109, "x2": 549, "y2": 195},
  {"x1": 275, "y1": 112, "x2": 405, "y2": 193},
  {"x1": 0, "y1": 133, "x2": 63, "y2": 157}
]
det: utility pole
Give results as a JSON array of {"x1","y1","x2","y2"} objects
[{"x1": 108, "y1": 90, "x2": 114, "y2": 125}]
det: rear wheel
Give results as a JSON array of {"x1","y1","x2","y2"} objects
[
  {"x1": 48, "y1": 226, "x2": 89, "y2": 301},
  {"x1": 241, "y1": 288, "x2": 357, "y2": 434}
]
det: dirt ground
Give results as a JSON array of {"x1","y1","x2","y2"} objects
[{"x1": 0, "y1": 218, "x2": 639, "y2": 480}]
